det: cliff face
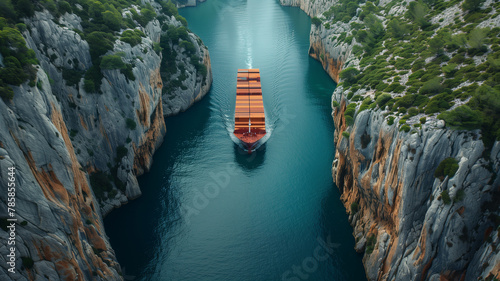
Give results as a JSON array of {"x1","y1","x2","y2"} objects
[
  {"x1": 279, "y1": 0, "x2": 334, "y2": 17},
  {"x1": 0, "y1": 1, "x2": 211, "y2": 280},
  {"x1": 284, "y1": 0, "x2": 500, "y2": 280},
  {"x1": 332, "y1": 91, "x2": 500, "y2": 280}
]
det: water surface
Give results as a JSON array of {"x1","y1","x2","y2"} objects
[{"x1": 105, "y1": 0, "x2": 366, "y2": 280}]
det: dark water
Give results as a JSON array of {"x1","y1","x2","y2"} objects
[{"x1": 104, "y1": 0, "x2": 366, "y2": 280}]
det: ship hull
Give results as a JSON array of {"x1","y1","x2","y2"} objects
[{"x1": 233, "y1": 69, "x2": 266, "y2": 153}]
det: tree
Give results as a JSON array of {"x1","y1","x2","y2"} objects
[
  {"x1": 462, "y1": 0, "x2": 485, "y2": 12},
  {"x1": 438, "y1": 105, "x2": 482, "y2": 130},
  {"x1": 364, "y1": 14, "x2": 384, "y2": 39},
  {"x1": 103, "y1": 10, "x2": 121, "y2": 31},
  {"x1": 311, "y1": 17, "x2": 322, "y2": 27},
  {"x1": 340, "y1": 67, "x2": 360, "y2": 86},
  {"x1": 468, "y1": 28, "x2": 487, "y2": 49},
  {"x1": 100, "y1": 55, "x2": 126, "y2": 69},
  {"x1": 376, "y1": 93, "x2": 392, "y2": 108},
  {"x1": 85, "y1": 31, "x2": 115, "y2": 62},
  {"x1": 429, "y1": 36, "x2": 445, "y2": 55},
  {"x1": 408, "y1": 1, "x2": 430, "y2": 29},
  {"x1": 15, "y1": 0, "x2": 34, "y2": 18},
  {"x1": 387, "y1": 18, "x2": 408, "y2": 39}
]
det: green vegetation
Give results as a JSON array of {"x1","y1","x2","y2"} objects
[
  {"x1": 344, "y1": 103, "x2": 357, "y2": 126},
  {"x1": 100, "y1": 55, "x2": 126, "y2": 70},
  {"x1": 339, "y1": 67, "x2": 359, "y2": 87},
  {"x1": 366, "y1": 234, "x2": 377, "y2": 254},
  {"x1": 350, "y1": 202, "x2": 359, "y2": 214},
  {"x1": 435, "y1": 157, "x2": 459, "y2": 179},
  {"x1": 400, "y1": 124, "x2": 411, "y2": 132},
  {"x1": 441, "y1": 190, "x2": 451, "y2": 205},
  {"x1": 116, "y1": 145, "x2": 128, "y2": 163},
  {"x1": 326, "y1": 0, "x2": 500, "y2": 149},
  {"x1": 0, "y1": 218, "x2": 9, "y2": 231},
  {"x1": 342, "y1": 131, "x2": 350, "y2": 138},
  {"x1": 89, "y1": 171, "x2": 113, "y2": 201},
  {"x1": 1, "y1": 0, "x2": 175, "y2": 93},
  {"x1": 311, "y1": 17, "x2": 322, "y2": 26},
  {"x1": 125, "y1": 118, "x2": 136, "y2": 130},
  {"x1": 120, "y1": 29, "x2": 145, "y2": 46},
  {"x1": 454, "y1": 189, "x2": 465, "y2": 202},
  {"x1": 21, "y1": 257, "x2": 34, "y2": 269},
  {"x1": 387, "y1": 116, "x2": 395, "y2": 125},
  {"x1": 438, "y1": 105, "x2": 482, "y2": 130},
  {"x1": 0, "y1": 17, "x2": 38, "y2": 100}
]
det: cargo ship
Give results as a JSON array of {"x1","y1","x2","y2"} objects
[{"x1": 234, "y1": 69, "x2": 266, "y2": 152}]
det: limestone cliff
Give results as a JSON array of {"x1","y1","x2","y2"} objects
[
  {"x1": 285, "y1": 0, "x2": 500, "y2": 280},
  {"x1": 279, "y1": 0, "x2": 334, "y2": 17},
  {"x1": 0, "y1": 0, "x2": 211, "y2": 279}
]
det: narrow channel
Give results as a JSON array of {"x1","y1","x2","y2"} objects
[{"x1": 104, "y1": 0, "x2": 367, "y2": 279}]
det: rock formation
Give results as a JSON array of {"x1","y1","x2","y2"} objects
[
  {"x1": 0, "y1": 1, "x2": 211, "y2": 279},
  {"x1": 283, "y1": 0, "x2": 500, "y2": 280}
]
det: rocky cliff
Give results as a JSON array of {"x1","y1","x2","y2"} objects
[
  {"x1": 0, "y1": 0, "x2": 211, "y2": 280},
  {"x1": 286, "y1": 0, "x2": 500, "y2": 280}
]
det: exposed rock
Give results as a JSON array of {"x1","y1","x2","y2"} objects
[
  {"x1": 0, "y1": 2, "x2": 212, "y2": 280},
  {"x1": 283, "y1": 0, "x2": 500, "y2": 280}
]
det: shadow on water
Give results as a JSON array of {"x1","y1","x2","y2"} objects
[
  {"x1": 233, "y1": 144, "x2": 266, "y2": 170},
  {"x1": 318, "y1": 185, "x2": 368, "y2": 280}
]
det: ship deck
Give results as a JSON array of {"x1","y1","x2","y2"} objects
[{"x1": 234, "y1": 69, "x2": 266, "y2": 146}]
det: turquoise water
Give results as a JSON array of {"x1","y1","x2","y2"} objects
[{"x1": 104, "y1": 0, "x2": 366, "y2": 280}]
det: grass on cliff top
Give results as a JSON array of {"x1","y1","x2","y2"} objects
[
  {"x1": 0, "y1": 18, "x2": 38, "y2": 100},
  {"x1": 332, "y1": 0, "x2": 500, "y2": 146},
  {"x1": 0, "y1": 0, "x2": 187, "y2": 95}
]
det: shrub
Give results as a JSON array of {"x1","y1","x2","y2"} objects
[
  {"x1": 180, "y1": 40, "x2": 196, "y2": 54},
  {"x1": 462, "y1": 0, "x2": 485, "y2": 12},
  {"x1": 420, "y1": 117, "x2": 427, "y2": 124},
  {"x1": 345, "y1": 116, "x2": 354, "y2": 126},
  {"x1": 400, "y1": 124, "x2": 411, "y2": 132},
  {"x1": 126, "y1": 118, "x2": 136, "y2": 130},
  {"x1": 86, "y1": 32, "x2": 115, "y2": 62},
  {"x1": 89, "y1": 171, "x2": 113, "y2": 200},
  {"x1": 408, "y1": 107, "x2": 419, "y2": 117},
  {"x1": 441, "y1": 190, "x2": 451, "y2": 204},
  {"x1": 366, "y1": 234, "x2": 377, "y2": 254},
  {"x1": 0, "y1": 82, "x2": 14, "y2": 100},
  {"x1": 342, "y1": 131, "x2": 350, "y2": 138},
  {"x1": 21, "y1": 257, "x2": 34, "y2": 269},
  {"x1": 120, "y1": 29, "x2": 144, "y2": 46},
  {"x1": 100, "y1": 55, "x2": 126, "y2": 70},
  {"x1": 102, "y1": 10, "x2": 121, "y2": 31},
  {"x1": 153, "y1": 42, "x2": 162, "y2": 55},
  {"x1": 387, "y1": 18, "x2": 408, "y2": 38},
  {"x1": 468, "y1": 28, "x2": 487, "y2": 49},
  {"x1": 116, "y1": 145, "x2": 128, "y2": 162},
  {"x1": 454, "y1": 189, "x2": 465, "y2": 202},
  {"x1": 350, "y1": 202, "x2": 359, "y2": 213},
  {"x1": 120, "y1": 64, "x2": 135, "y2": 81},
  {"x1": 438, "y1": 105, "x2": 482, "y2": 130},
  {"x1": 340, "y1": 67, "x2": 360, "y2": 86},
  {"x1": 435, "y1": 157, "x2": 459, "y2": 179},
  {"x1": 387, "y1": 116, "x2": 395, "y2": 125},
  {"x1": 332, "y1": 100, "x2": 340, "y2": 107},
  {"x1": 311, "y1": 17, "x2": 322, "y2": 26},
  {"x1": 62, "y1": 68, "x2": 83, "y2": 86},
  {"x1": 420, "y1": 77, "x2": 443, "y2": 95},
  {"x1": 376, "y1": 93, "x2": 392, "y2": 108},
  {"x1": 83, "y1": 79, "x2": 96, "y2": 93}
]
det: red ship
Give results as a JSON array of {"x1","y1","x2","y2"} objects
[{"x1": 234, "y1": 69, "x2": 266, "y2": 152}]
